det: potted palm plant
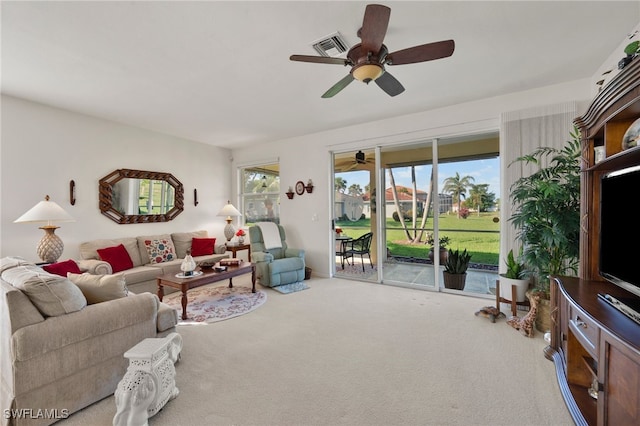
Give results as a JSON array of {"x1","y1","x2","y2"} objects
[
  {"x1": 508, "y1": 126, "x2": 581, "y2": 331},
  {"x1": 499, "y1": 248, "x2": 529, "y2": 303},
  {"x1": 442, "y1": 248, "x2": 472, "y2": 290}
]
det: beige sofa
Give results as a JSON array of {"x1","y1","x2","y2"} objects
[
  {"x1": 77, "y1": 230, "x2": 228, "y2": 294},
  {"x1": 0, "y1": 257, "x2": 178, "y2": 426}
]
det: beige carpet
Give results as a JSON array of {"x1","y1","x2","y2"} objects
[{"x1": 60, "y1": 276, "x2": 573, "y2": 426}]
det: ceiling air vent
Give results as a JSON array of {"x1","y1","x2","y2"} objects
[{"x1": 311, "y1": 32, "x2": 349, "y2": 57}]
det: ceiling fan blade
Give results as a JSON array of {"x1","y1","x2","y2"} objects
[
  {"x1": 359, "y1": 4, "x2": 391, "y2": 55},
  {"x1": 387, "y1": 40, "x2": 455, "y2": 65},
  {"x1": 290, "y1": 55, "x2": 349, "y2": 65},
  {"x1": 322, "y1": 74, "x2": 355, "y2": 98},
  {"x1": 375, "y1": 71, "x2": 405, "y2": 97}
]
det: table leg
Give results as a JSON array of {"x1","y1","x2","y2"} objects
[
  {"x1": 157, "y1": 281, "x2": 164, "y2": 301},
  {"x1": 341, "y1": 240, "x2": 348, "y2": 269},
  {"x1": 228, "y1": 278, "x2": 233, "y2": 289},
  {"x1": 180, "y1": 289, "x2": 188, "y2": 320},
  {"x1": 251, "y1": 265, "x2": 256, "y2": 293}
]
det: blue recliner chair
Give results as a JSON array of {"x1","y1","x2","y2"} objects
[{"x1": 249, "y1": 224, "x2": 305, "y2": 288}]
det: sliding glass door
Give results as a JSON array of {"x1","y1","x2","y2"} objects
[
  {"x1": 380, "y1": 137, "x2": 500, "y2": 295},
  {"x1": 332, "y1": 134, "x2": 500, "y2": 297},
  {"x1": 379, "y1": 142, "x2": 439, "y2": 289},
  {"x1": 333, "y1": 149, "x2": 378, "y2": 282}
]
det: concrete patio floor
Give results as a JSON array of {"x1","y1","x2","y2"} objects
[{"x1": 335, "y1": 257, "x2": 499, "y2": 299}]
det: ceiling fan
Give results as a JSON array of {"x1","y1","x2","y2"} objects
[
  {"x1": 290, "y1": 4, "x2": 455, "y2": 98},
  {"x1": 336, "y1": 150, "x2": 376, "y2": 172}
]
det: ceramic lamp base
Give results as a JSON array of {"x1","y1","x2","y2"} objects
[
  {"x1": 224, "y1": 221, "x2": 235, "y2": 242},
  {"x1": 37, "y1": 226, "x2": 63, "y2": 263}
]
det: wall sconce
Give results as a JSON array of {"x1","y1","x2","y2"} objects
[
  {"x1": 305, "y1": 179, "x2": 314, "y2": 194},
  {"x1": 286, "y1": 187, "x2": 294, "y2": 199},
  {"x1": 69, "y1": 180, "x2": 76, "y2": 205}
]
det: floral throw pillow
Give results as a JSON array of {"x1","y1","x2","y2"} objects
[{"x1": 144, "y1": 239, "x2": 176, "y2": 264}]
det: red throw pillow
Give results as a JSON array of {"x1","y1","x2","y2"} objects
[
  {"x1": 97, "y1": 244, "x2": 134, "y2": 273},
  {"x1": 191, "y1": 237, "x2": 216, "y2": 256},
  {"x1": 43, "y1": 259, "x2": 82, "y2": 277}
]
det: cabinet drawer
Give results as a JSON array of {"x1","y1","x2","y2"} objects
[{"x1": 568, "y1": 305, "x2": 599, "y2": 357}]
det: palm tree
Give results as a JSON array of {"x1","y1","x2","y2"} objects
[
  {"x1": 334, "y1": 177, "x2": 347, "y2": 193},
  {"x1": 348, "y1": 183, "x2": 363, "y2": 196},
  {"x1": 443, "y1": 172, "x2": 475, "y2": 218}
]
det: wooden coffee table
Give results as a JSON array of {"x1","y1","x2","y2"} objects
[{"x1": 157, "y1": 261, "x2": 256, "y2": 320}]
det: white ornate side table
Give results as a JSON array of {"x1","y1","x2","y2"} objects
[{"x1": 113, "y1": 332, "x2": 183, "y2": 426}]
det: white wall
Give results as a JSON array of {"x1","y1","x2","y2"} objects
[
  {"x1": 1, "y1": 95, "x2": 234, "y2": 261},
  {"x1": 2, "y1": 78, "x2": 593, "y2": 275},
  {"x1": 231, "y1": 78, "x2": 594, "y2": 278}
]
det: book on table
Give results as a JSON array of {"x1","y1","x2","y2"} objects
[{"x1": 220, "y1": 258, "x2": 242, "y2": 266}]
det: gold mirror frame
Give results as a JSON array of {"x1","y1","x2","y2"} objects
[{"x1": 99, "y1": 169, "x2": 184, "y2": 224}]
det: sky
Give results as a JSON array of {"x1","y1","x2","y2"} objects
[{"x1": 337, "y1": 157, "x2": 500, "y2": 201}]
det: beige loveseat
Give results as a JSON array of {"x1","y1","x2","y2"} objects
[
  {"x1": 77, "y1": 230, "x2": 228, "y2": 294},
  {"x1": 0, "y1": 257, "x2": 178, "y2": 426}
]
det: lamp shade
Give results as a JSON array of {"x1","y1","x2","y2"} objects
[
  {"x1": 216, "y1": 202, "x2": 242, "y2": 219},
  {"x1": 14, "y1": 195, "x2": 75, "y2": 225}
]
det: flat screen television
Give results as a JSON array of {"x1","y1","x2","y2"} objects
[{"x1": 600, "y1": 164, "x2": 640, "y2": 303}]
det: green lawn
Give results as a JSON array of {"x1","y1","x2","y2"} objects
[{"x1": 336, "y1": 212, "x2": 500, "y2": 266}]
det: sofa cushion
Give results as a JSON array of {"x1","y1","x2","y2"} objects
[
  {"x1": 136, "y1": 234, "x2": 175, "y2": 264},
  {"x1": 121, "y1": 265, "x2": 163, "y2": 284},
  {"x1": 270, "y1": 257, "x2": 305, "y2": 274},
  {"x1": 1, "y1": 265, "x2": 86, "y2": 317},
  {"x1": 171, "y1": 230, "x2": 208, "y2": 258},
  {"x1": 43, "y1": 259, "x2": 83, "y2": 277},
  {"x1": 97, "y1": 244, "x2": 134, "y2": 273},
  {"x1": 67, "y1": 272, "x2": 128, "y2": 304},
  {"x1": 0, "y1": 255, "x2": 32, "y2": 273},
  {"x1": 0, "y1": 279, "x2": 45, "y2": 331},
  {"x1": 143, "y1": 238, "x2": 176, "y2": 264},
  {"x1": 191, "y1": 237, "x2": 216, "y2": 256},
  {"x1": 80, "y1": 237, "x2": 144, "y2": 267}
]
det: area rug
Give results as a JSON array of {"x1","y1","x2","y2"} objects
[
  {"x1": 335, "y1": 263, "x2": 377, "y2": 280},
  {"x1": 273, "y1": 282, "x2": 309, "y2": 294},
  {"x1": 162, "y1": 285, "x2": 266, "y2": 324}
]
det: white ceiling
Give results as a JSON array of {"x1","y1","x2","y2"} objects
[{"x1": 2, "y1": 1, "x2": 639, "y2": 149}]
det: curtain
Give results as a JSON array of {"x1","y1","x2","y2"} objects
[{"x1": 499, "y1": 101, "x2": 578, "y2": 273}]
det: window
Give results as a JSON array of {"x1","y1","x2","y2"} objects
[{"x1": 240, "y1": 164, "x2": 280, "y2": 225}]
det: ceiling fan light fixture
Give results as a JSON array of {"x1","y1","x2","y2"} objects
[{"x1": 352, "y1": 63, "x2": 383, "y2": 83}]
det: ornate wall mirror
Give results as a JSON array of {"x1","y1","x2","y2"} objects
[{"x1": 99, "y1": 169, "x2": 184, "y2": 224}]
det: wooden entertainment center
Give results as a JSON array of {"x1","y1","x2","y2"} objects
[{"x1": 546, "y1": 59, "x2": 640, "y2": 425}]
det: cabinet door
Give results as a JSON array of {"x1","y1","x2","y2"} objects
[{"x1": 599, "y1": 330, "x2": 640, "y2": 425}]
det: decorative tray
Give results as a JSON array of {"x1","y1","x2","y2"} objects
[{"x1": 175, "y1": 271, "x2": 203, "y2": 279}]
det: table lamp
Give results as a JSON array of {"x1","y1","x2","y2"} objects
[
  {"x1": 14, "y1": 195, "x2": 75, "y2": 263},
  {"x1": 217, "y1": 201, "x2": 242, "y2": 242}
]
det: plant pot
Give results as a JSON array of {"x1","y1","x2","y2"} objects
[
  {"x1": 428, "y1": 247, "x2": 449, "y2": 264},
  {"x1": 535, "y1": 296, "x2": 551, "y2": 333},
  {"x1": 443, "y1": 272, "x2": 466, "y2": 290},
  {"x1": 498, "y1": 275, "x2": 530, "y2": 303}
]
